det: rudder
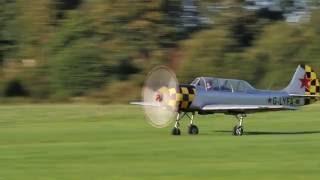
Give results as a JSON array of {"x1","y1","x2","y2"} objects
[{"x1": 284, "y1": 64, "x2": 320, "y2": 105}]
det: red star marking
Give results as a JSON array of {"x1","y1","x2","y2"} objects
[{"x1": 299, "y1": 74, "x2": 311, "y2": 90}]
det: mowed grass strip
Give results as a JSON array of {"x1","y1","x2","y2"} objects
[{"x1": 0, "y1": 104, "x2": 319, "y2": 180}]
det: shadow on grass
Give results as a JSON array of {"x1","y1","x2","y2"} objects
[{"x1": 215, "y1": 130, "x2": 320, "y2": 135}]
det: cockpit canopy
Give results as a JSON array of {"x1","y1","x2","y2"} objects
[{"x1": 191, "y1": 77, "x2": 255, "y2": 93}]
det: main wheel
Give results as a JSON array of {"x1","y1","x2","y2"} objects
[
  {"x1": 172, "y1": 127, "x2": 181, "y2": 135},
  {"x1": 188, "y1": 125, "x2": 199, "y2": 135},
  {"x1": 233, "y1": 125, "x2": 244, "y2": 136}
]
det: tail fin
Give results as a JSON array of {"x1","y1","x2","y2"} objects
[{"x1": 284, "y1": 64, "x2": 320, "y2": 105}]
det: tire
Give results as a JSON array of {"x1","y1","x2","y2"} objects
[
  {"x1": 188, "y1": 125, "x2": 199, "y2": 135},
  {"x1": 172, "y1": 127, "x2": 181, "y2": 135},
  {"x1": 233, "y1": 125, "x2": 244, "y2": 136}
]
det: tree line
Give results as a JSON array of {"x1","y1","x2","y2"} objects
[{"x1": 1, "y1": 0, "x2": 320, "y2": 103}]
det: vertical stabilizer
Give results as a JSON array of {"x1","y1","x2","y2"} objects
[{"x1": 284, "y1": 65, "x2": 320, "y2": 104}]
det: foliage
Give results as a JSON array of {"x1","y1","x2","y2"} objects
[
  {"x1": 50, "y1": 40, "x2": 106, "y2": 97},
  {"x1": 1, "y1": 0, "x2": 320, "y2": 102}
]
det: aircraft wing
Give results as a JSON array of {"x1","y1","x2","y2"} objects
[
  {"x1": 289, "y1": 94, "x2": 320, "y2": 98},
  {"x1": 130, "y1": 102, "x2": 161, "y2": 107},
  {"x1": 201, "y1": 104, "x2": 298, "y2": 113}
]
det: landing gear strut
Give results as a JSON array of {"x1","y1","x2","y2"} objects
[
  {"x1": 233, "y1": 114, "x2": 246, "y2": 136},
  {"x1": 172, "y1": 113, "x2": 182, "y2": 135},
  {"x1": 187, "y1": 112, "x2": 199, "y2": 135},
  {"x1": 172, "y1": 112, "x2": 198, "y2": 135}
]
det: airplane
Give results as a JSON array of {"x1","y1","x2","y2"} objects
[{"x1": 131, "y1": 64, "x2": 320, "y2": 136}]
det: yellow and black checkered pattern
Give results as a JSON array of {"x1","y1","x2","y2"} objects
[
  {"x1": 301, "y1": 65, "x2": 320, "y2": 105},
  {"x1": 168, "y1": 85, "x2": 196, "y2": 111}
]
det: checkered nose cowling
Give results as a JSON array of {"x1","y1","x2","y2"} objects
[{"x1": 167, "y1": 85, "x2": 196, "y2": 111}]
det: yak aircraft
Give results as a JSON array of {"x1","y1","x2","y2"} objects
[{"x1": 131, "y1": 65, "x2": 320, "y2": 136}]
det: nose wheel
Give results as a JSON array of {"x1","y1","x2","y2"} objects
[{"x1": 233, "y1": 114, "x2": 246, "y2": 136}]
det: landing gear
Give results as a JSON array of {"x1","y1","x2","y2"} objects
[
  {"x1": 172, "y1": 113, "x2": 181, "y2": 136},
  {"x1": 233, "y1": 114, "x2": 246, "y2": 136},
  {"x1": 188, "y1": 124, "x2": 199, "y2": 135},
  {"x1": 187, "y1": 112, "x2": 198, "y2": 135},
  {"x1": 171, "y1": 112, "x2": 198, "y2": 135},
  {"x1": 172, "y1": 127, "x2": 181, "y2": 135},
  {"x1": 233, "y1": 125, "x2": 244, "y2": 136}
]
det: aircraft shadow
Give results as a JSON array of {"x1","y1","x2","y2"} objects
[{"x1": 215, "y1": 130, "x2": 320, "y2": 135}]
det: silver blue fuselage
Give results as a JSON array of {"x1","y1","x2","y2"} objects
[{"x1": 190, "y1": 88, "x2": 303, "y2": 111}]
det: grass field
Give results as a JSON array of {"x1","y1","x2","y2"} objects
[{"x1": 0, "y1": 104, "x2": 320, "y2": 180}]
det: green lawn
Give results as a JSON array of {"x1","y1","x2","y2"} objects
[{"x1": 0, "y1": 104, "x2": 320, "y2": 180}]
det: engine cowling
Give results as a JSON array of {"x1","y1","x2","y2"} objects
[{"x1": 165, "y1": 84, "x2": 196, "y2": 111}]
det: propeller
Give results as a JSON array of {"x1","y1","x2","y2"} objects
[{"x1": 142, "y1": 66, "x2": 178, "y2": 128}]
